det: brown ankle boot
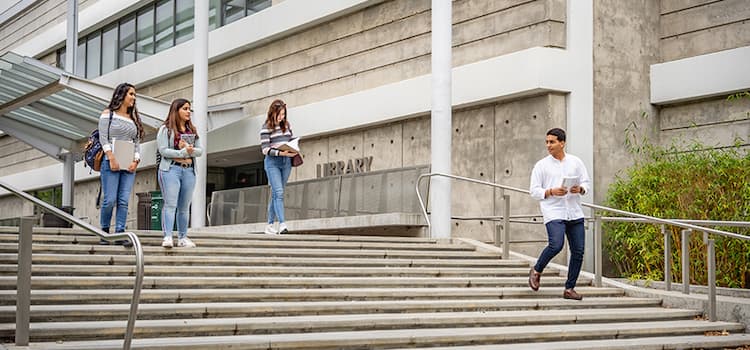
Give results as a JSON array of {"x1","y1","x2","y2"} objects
[
  {"x1": 563, "y1": 288, "x2": 583, "y2": 300},
  {"x1": 528, "y1": 268, "x2": 541, "y2": 291}
]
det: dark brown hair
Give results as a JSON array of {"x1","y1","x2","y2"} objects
[
  {"x1": 163, "y1": 98, "x2": 198, "y2": 139},
  {"x1": 107, "y1": 82, "x2": 144, "y2": 139}
]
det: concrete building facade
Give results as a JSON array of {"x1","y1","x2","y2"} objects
[{"x1": 0, "y1": 0, "x2": 748, "y2": 259}]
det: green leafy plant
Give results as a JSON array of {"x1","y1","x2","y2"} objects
[{"x1": 605, "y1": 123, "x2": 750, "y2": 288}]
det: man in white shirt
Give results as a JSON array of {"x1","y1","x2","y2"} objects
[{"x1": 528, "y1": 128, "x2": 591, "y2": 300}]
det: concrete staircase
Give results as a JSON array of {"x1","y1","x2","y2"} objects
[{"x1": 0, "y1": 227, "x2": 748, "y2": 349}]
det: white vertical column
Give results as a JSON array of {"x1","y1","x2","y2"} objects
[
  {"x1": 566, "y1": 0, "x2": 594, "y2": 270},
  {"x1": 62, "y1": 0, "x2": 78, "y2": 211},
  {"x1": 61, "y1": 154, "x2": 74, "y2": 209},
  {"x1": 191, "y1": 1, "x2": 209, "y2": 228},
  {"x1": 430, "y1": 0, "x2": 452, "y2": 239}
]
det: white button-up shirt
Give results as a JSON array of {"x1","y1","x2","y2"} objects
[{"x1": 529, "y1": 153, "x2": 591, "y2": 223}]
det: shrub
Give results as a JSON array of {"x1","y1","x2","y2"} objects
[{"x1": 605, "y1": 142, "x2": 750, "y2": 288}]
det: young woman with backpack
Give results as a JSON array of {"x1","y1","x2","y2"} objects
[{"x1": 98, "y1": 83, "x2": 144, "y2": 245}]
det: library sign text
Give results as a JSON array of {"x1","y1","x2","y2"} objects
[{"x1": 316, "y1": 156, "x2": 373, "y2": 178}]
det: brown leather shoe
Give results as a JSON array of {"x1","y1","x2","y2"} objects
[
  {"x1": 563, "y1": 288, "x2": 583, "y2": 300},
  {"x1": 528, "y1": 268, "x2": 541, "y2": 291}
]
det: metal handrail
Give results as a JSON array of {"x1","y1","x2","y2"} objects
[
  {"x1": 0, "y1": 180, "x2": 144, "y2": 350},
  {"x1": 416, "y1": 172, "x2": 750, "y2": 322}
]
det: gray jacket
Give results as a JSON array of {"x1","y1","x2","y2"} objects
[{"x1": 156, "y1": 125, "x2": 203, "y2": 172}]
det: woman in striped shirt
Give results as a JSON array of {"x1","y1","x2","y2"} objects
[
  {"x1": 260, "y1": 99, "x2": 297, "y2": 234},
  {"x1": 98, "y1": 83, "x2": 144, "y2": 245}
]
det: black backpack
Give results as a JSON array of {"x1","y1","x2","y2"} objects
[{"x1": 83, "y1": 111, "x2": 113, "y2": 171}]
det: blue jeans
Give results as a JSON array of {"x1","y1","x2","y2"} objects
[
  {"x1": 534, "y1": 218, "x2": 585, "y2": 289},
  {"x1": 99, "y1": 155, "x2": 136, "y2": 233},
  {"x1": 264, "y1": 155, "x2": 291, "y2": 224},
  {"x1": 158, "y1": 164, "x2": 196, "y2": 240}
]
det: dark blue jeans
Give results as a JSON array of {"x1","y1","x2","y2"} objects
[{"x1": 534, "y1": 218, "x2": 585, "y2": 289}]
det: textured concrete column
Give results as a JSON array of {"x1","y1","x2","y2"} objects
[
  {"x1": 191, "y1": 0, "x2": 208, "y2": 228},
  {"x1": 430, "y1": 0, "x2": 452, "y2": 239}
]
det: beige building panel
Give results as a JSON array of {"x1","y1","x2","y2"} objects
[
  {"x1": 453, "y1": 0, "x2": 558, "y2": 47},
  {"x1": 660, "y1": 0, "x2": 750, "y2": 38},
  {"x1": 0, "y1": 0, "x2": 66, "y2": 55},
  {"x1": 660, "y1": 120, "x2": 750, "y2": 150},
  {"x1": 454, "y1": 21, "x2": 565, "y2": 67},
  {"x1": 660, "y1": 20, "x2": 750, "y2": 61},
  {"x1": 363, "y1": 123, "x2": 403, "y2": 171},
  {"x1": 0, "y1": 155, "x2": 57, "y2": 177},
  {"x1": 402, "y1": 116, "x2": 430, "y2": 168},
  {"x1": 660, "y1": 0, "x2": 716, "y2": 14},
  {"x1": 0, "y1": 136, "x2": 32, "y2": 153},
  {"x1": 328, "y1": 131, "x2": 364, "y2": 167},
  {"x1": 450, "y1": 105, "x2": 495, "y2": 241},
  {"x1": 296, "y1": 138, "x2": 328, "y2": 181},
  {"x1": 207, "y1": 0, "x2": 430, "y2": 82},
  {"x1": 660, "y1": 96, "x2": 750, "y2": 130}
]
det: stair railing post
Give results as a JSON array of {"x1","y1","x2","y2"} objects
[
  {"x1": 663, "y1": 224, "x2": 671, "y2": 291},
  {"x1": 16, "y1": 216, "x2": 33, "y2": 346},
  {"x1": 707, "y1": 239, "x2": 717, "y2": 321},
  {"x1": 502, "y1": 193, "x2": 510, "y2": 260},
  {"x1": 593, "y1": 213, "x2": 602, "y2": 287},
  {"x1": 681, "y1": 228, "x2": 691, "y2": 294}
]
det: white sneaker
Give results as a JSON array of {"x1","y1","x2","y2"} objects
[
  {"x1": 264, "y1": 224, "x2": 277, "y2": 235},
  {"x1": 278, "y1": 223, "x2": 288, "y2": 234},
  {"x1": 177, "y1": 237, "x2": 196, "y2": 248},
  {"x1": 161, "y1": 237, "x2": 173, "y2": 248}
]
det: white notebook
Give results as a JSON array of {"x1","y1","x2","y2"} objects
[
  {"x1": 111, "y1": 139, "x2": 134, "y2": 166},
  {"x1": 276, "y1": 138, "x2": 300, "y2": 152}
]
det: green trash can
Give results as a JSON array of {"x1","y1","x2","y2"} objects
[{"x1": 149, "y1": 191, "x2": 163, "y2": 230}]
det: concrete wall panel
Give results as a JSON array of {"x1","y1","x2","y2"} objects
[
  {"x1": 594, "y1": 0, "x2": 660, "y2": 203},
  {"x1": 402, "y1": 116, "x2": 431, "y2": 168},
  {"x1": 296, "y1": 138, "x2": 328, "y2": 181},
  {"x1": 450, "y1": 105, "x2": 495, "y2": 242},
  {"x1": 660, "y1": 96, "x2": 750, "y2": 130},
  {"x1": 363, "y1": 123, "x2": 403, "y2": 172},
  {"x1": 660, "y1": 20, "x2": 750, "y2": 61},
  {"x1": 659, "y1": 0, "x2": 750, "y2": 61}
]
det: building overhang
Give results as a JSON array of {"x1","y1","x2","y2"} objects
[{"x1": 0, "y1": 52, "x2": 169, "y2": 160}]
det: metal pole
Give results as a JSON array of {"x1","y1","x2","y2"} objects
[
  {"x1": 663, "y1": 224, "x2": 671, "y2": 291},
  {"x1": 65, "y1": 0, "x2": 78, "y2": 74},
  {"x1": 594, "y1": 214, "x2": 602, "y2": 287},
  {"x1": 681, "y1": 228, "x2": 691, "y2": 294},
  {"x1": 502, "y1": 193, "x2": 510, "y2": 259},
  {"x1": 429, "y1": 0, "x2": 452, "y2": 239},
  {"x1": 191, "y1": 0, "x2": 209, "y2": 228},
  {"x1": 16, "y1": 217, "x2": 33, "y2": 346},
  {"x1": 707, "y1": 237, "x2": 716, "y2": 321},
  {"x1": 61, "y1": 153, "x2": 74, "y2": 209}
]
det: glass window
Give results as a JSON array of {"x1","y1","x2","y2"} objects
[
  {"x1": 101, "y1": 25, "x2": 118, "y2": 74},
  {"x1": 175, "y1": 0, "x2": 194, "y2": 44},
  {"x1": 222, "y1": 0, "x2": 245, "y2": 25},
  {"x1": 57, "y1": 49, "x2": 66, "y2": 70},
  {"x1": 209, "y1": 0, "x2": 219, "y2": 30},
  {"x1": 155, "y1": 0, "x2": 174, "y2": 52},
  {"x1": 247, "y1": 0, "x2": 271, "y2": 15},
  {"x1": 86, "y1": 33, "x2": 101, "y2": 78},
  {"x1": 75, "y1": 40, "x2": 86, "y2": 76},
  {"x1": 119, "y1": 15, "x2": 136, "y2": 67},
  {"x1": 136, "y1": 7, "x2": 155, "y2": 60}
]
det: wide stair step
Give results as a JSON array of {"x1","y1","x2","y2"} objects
[{"x1": 0, "y1": 229, "x2": 746, "y2": 349}]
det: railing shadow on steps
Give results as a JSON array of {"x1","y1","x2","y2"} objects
[
  {"x1": 0, "y1": 180, "x2": 144, "y2": 350},
  {"x1": 416, "y1": 172, "x2": 750, "y2": 322}
]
